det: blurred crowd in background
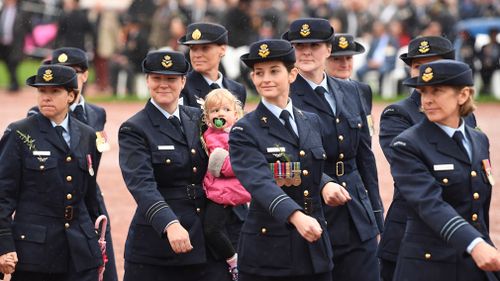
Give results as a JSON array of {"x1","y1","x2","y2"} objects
[{"x1": 1, "y1": 0, "x2": 499, "y2": 97}]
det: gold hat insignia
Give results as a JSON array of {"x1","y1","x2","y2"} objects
[
  {"x1": 258, "y1": 44, "x2": 270, "y2": 58},
  {"x1": 300, "y1": 24, "x2": 311, "y2": 37},
  {"x1": 58, "y1": 53, "x2": 68, "y2": 63},
  {"x1": 43, "y1": 69, "x2": 53, "y2": 82},
  {"x1": 192, "y1": 29, "x2": 202, "y2": 40},
  {"x1": 338, "y1": 36, "x2": 349, "y2": 49},
  {"x1": 419, "y1": 41, "x2": 430, "y2": 54},
  {"x1": 421, "y1": 67, "x2": 433, "y2": 82},
  {"x1": 161, "y1": 55, "x2": 173, "y2": 69}
]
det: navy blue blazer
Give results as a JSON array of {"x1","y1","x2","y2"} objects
[
  {"x1": 0, "y1": 114, "x2": 102, "y2": 274},
  {"x1": 390, "y1": 118, "x2": 496, "y2": 281},
  {"x1": 290, "y1": 75, "x2": 383, "y2": 245},
  {"x1": 229, "y1": 102, "x2": 333, "y2": 277},
  {"x1": 181, "y1": 71, "x2": 247, "y2": 108},
  {"x1": 378, "y1": 90, "x2": 477, "y2": 262},
  {"x1": 119, "y1": 102, "x2": 212, "y2": 267}
]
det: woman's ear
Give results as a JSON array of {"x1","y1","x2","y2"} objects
[
  {"x1": 457, "y1": 86, "x2": 471, "y2": 106},
  {"x1": 68, "y1": 91, "x2": 76, "y2": 105}
]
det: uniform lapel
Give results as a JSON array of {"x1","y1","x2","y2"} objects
[
  {"x1": 84, "y1": 103, "x2": 97, "y2": 128},
  {"x1": 466, "y1": 126, "x2": 485, "y2": 165},
  {"x1": 294, "y1": 108, "x2": 310, "y2": 148},
  {"x1": 327, "y1": 76, "x2": 343, "y2": 116},
  {"x1": 145, "y1": 101, "x2": 186, "y2": 144},
  {"x1": 256, "y1": 103, "x2": 297, "y2": 146},
  {"x1": 37, "y1": 114, "x2": 68, "y2": 153},
  {"x1": 179, "y1": 106, "x2": 197, "y2": 149},
  {"x1": 425, "y1": 119, "x2": 470, "y2": 164},
  {"x1": 294, "y1": 75, "x2": 334, "y2": 116},
  {"x1": 192, "y1": 72, "x2": 210, "y2": 101},
  {"x1": 69, "y1": 116, "x2": 82, "y2": 152}
]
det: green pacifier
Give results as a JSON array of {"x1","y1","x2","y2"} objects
[{"x1": 213, "y1": 118, "x2": 226, "y2": 128}]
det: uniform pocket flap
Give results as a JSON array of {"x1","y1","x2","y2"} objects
[
  {"x1": 400, "y1": 242, "x2": 457, "y2": 263},
  {"x1": 80, "y1": 222, "x2": 98, "y2": 239},
  {"x1": 24, "y1": 157, "x2": 57, "y2": 170},
  {"x1": 310, "y1": 147, "x2": 327, "y2": 160},
  {"x1": 346, "y1": 116, "x2": 363, "y2": 129},
  {"x1": 151, "y1": 151, "x2": 177, "y2": 164},
  {"x1": 13, "y1": 223, "x2": 47, "y2": 243}
]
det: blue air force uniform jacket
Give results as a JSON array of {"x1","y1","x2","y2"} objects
[
  {"x1": 118, "y1": 102, "x2": 210, "y2": 266},
  {"x1": 290, "y1": 75, "x2": 383, "y2": 246},
  {"x1": 181, "y1": 71, "x2": 247, "y2": 108},
  {"x1": 378, "y1": 90, "x2": 477, "y2": 262},
  {"x1": 229, "y1": 103, "x2": 334, "y2": 277},
  {"x1": 0, "y1": 114, "x2": 102, "y2": 274},
  {"x1": 390, "y1": 118, "x2": 496, "y2": 281}
]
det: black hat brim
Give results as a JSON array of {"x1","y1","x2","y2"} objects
[
  {"x1": 403, "y1": 69, "x2": 473, "y2": 87},
  {"x1": 400, "y1": 49, "x2": 455, "y2": 66},
  {"x1": 141, "y1": 59, "x2": 190, "y2": 75},
  {"x1": 282, "y1": 31, "x2": 334, "y2": 44},
  {"x1": 26, "y1": 75, "x2": 78, "y2": 89},
  {"x1": 331, "y1": 43, "x2": 365, "y2": 57},
  {"x1": 241, "y1": 48, "x2": 295, "y2": 68}
]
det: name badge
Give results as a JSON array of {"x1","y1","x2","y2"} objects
[
  {"x1": 33, "y1": 151, "x2": 51, "y2": 156},
  {"x1": 266, "y1": 147, "x2": 286, "y2": 153},
  {"x1": 158, "y1": 145, "x2": 175, "y2": 151},
  {"x1": 433, "y1": 164, "x2": 454, "y2": 171}
]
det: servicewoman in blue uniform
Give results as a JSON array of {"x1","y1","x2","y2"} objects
[
  {"x1": 229, "y1": 39, "x2": 337, "y2": 281},
  {"x1": 283, "y1": 18, "x2": 383, "y2": 281},
  {"x1": 326, "y1": 34, "x2": 375, "y2": 139},
  {"x1": 118, "y1": 50, "x2": 231, "y2": 281},
  {"x1": 378, "y1": 36, "x2": 478, "y2": 281},
  {"x1": 0, "y1": 65, "x2": 102, "y2": 280},
  {"x1": 27, "y1": 47, "x2": 118, "y2": 281},
  {"x1": 390, "y1": 59, "x2": 500, "y2": 281},
  {"x1": 178, "y1": 22, "x2": 247, "y2": 108}
]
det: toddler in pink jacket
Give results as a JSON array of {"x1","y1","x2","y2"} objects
[{"x1": 201, "y1": 89, "x2": 251, "y2": 280}]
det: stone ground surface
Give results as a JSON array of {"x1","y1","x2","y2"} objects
[{"x1": 1, "y1": 88, "x2": 499, "y2": 280}]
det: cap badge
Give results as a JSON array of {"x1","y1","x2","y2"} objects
[
  {"x1": 43, "y1": 69, "x2": 53, "y2": 82},
  {"x1": 161, "y1": 55, "x2": 173, "y2": 69},
  {"x1": 421, "y1": 67, "x2": 433, "y2": 82},
  {"x1": 258, "y1": 44, "x2": 270, "y2": 58},
  {"x1": 418, "y1": 41, "x2": 430, "y2": 54},
  {"x1": 192, "y1": 29, "x2": 202, "y2": 40},
  {"x1": 58, "y1": 53, "x2": 68, "y2": 63},
  {"x1": 300, "y1": 24, "x2": 311, "y2": 37},
  {"x1": 338, "y1": 36, "x2": 349, "y2": 49}
]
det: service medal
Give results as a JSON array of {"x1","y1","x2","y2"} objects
[
  {"x1": 284, "y1": 162, "x2": 293, "y2": 187},
  {"x1": 292, "y1": 162, "x2": 302, "y2": 186},
  {"x1": 87, "y1": 154, "x2": 95, "y2": 176},
  {"x1": 96, "y1": 131, "x2": 110, "y2": 152}
]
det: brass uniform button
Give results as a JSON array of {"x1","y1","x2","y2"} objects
[
  {"x1": 473, "y1": 193, "x2": 480, "y2": 200},
  {"x1": 166, "y1": 159, "x2": 171, "y2": 164},
  {"x1": 66, "y1": 156, "x2": 72, "y2": 162},
  {"x1": 64, "y1": 223, "x2": 70, "y2": 229},
  {"x1": 261, "y1": 228, "x2": 267, "y2": 234},
  {"x1": 191, "y1": 149, "x2": 196, "y2": 155},
  {"x1": 471, "y1": 171, "x2": 477, "y2": 177},
  {"x1": 196, "y1": 208, "x2": 201, "y2": 213},
  {"x1": 357, "y1": 123, "x2": 362, "y2": 128},
  {"x1": 322, "y1": 153, "x2": 326, "y2": 159},
  {"x1": 20, "y1": 235, "x2": 25, "y2": 240},
  {"x1": 472, "y1": 214, "x2": 478, "y2": 221},
  {"x1": 303, "y1": 190, "x2": 309, "y2": 197},
  {"x1": 40, "y1": 165, "x2": 45, "y2": 170},
  {"x1": 365, "y1": 189, "x2": 369, "y2": 193},
  {"x1": 339, "y1": 153, "x2": 344, "y2": 160},
  {"x1": 338, "y1": 135, "x2": 344, "y2": 142},
  {"x1": 299, "y1": 150, "x2": 306, "y2": 157},
  {"x1": 302, "y1": 170, "x2": 309, "y2": 176},
  {"x1": 66, "y1": 194, "x2": 72, "y2": 200},
  {"x1": 341, "y1": 182, "x2": 347, "y2": 187},
  {"x1": 336, "y1": 118, "x2": 340, "y2": 124},
  {"x1": 425, "y1": 253, "x2": 431, "y2": 260},
  {"x1": 66, "y1": 176, "x2": 72, "y2": 182},
  {"x1": 193, "y1": 167, "x2": 197, "y2": 173},
  {"x1": 442, "y1": 178, "x2": 449, "y2": 184}
]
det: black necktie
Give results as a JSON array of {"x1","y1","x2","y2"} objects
[
  {"x1": 314, "y1": 86, "x2": 335, "y2": 114},
  {"x1": 55, "y1": 126, "x2": 69, "y2": 151},
  {"x1": 452, "y1": 131, "x2": 469, "y2": 160},
  {"x1": 210, "y1": 83, "x2": 220, "y2": 90},
  {"x1": 280, "y1": 110, "x2": 299, "y2": 143},
  {"x1": 73, "y1": 105, "x2": 88, "y2": 124},
  {"x1": 169, "y1": 116, "x2": 185, "y2": 137}
]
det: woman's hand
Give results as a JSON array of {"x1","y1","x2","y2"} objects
[
  {"x1": 321, "y1": 182, "x2": 352, "y2": 206},
  {"x1": 471, "y1": 241, "x2": 500, "y2": 271},
  {"x1": 288, "y1": 211, "x2": 323, "y2": 243},
  {"x1": 165, "y1": 222, "x2": 193, "y2": 254},
  {"x1": 0, "y1": 252, "x2": 17, "y2": 274}
]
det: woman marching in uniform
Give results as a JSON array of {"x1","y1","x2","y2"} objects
[
  {"x1": 118, "y1": 50, "x2": 231, "y2": 281},
  {"x1": 0, "y1": 65, "x2": 102, "y2": 281},
  {"x1": 390, "y1": 60, "x2": 500, "y2": 281},
  {"x1": 229, "y1": 39, "x2": 338, "y2": 281}
]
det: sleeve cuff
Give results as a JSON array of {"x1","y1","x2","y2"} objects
[{"x1": 466, "y1": 237, "x2": 485, "y2": 254}]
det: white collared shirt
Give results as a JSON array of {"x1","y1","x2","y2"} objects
[
  {"x1": 70, "y1": 96, "x2": 86, "y2": 114},
  {"x1": 435, "y1": 119, "x2": 471, "y2": 160},
  {"x1": 203, "y1": 72, "x2": 224, "y2": 89},
  {"x1": 150, "y1": 99, "x2": 181, "y2": 122},
  {"x1": 51, "y1": 114, "x2": 70, "y2": 145},
  {"x1": 261, "y1": 98, "x2": 298, "y2": 135},
  {"x1": 301, "y1": 73, "x2": 336, "y2": 114}
]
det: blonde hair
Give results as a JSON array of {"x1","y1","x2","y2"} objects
[
  {"x1": 201, "y1": 89, "x2": 244, "y2": 124},
  {"x1": 457, "y1": 86, "x2": 476, "y2": 117}
]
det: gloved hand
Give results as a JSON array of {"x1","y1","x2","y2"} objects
[{"x1": 208, "y1": 147, "x2": 229, "y2": 177}]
